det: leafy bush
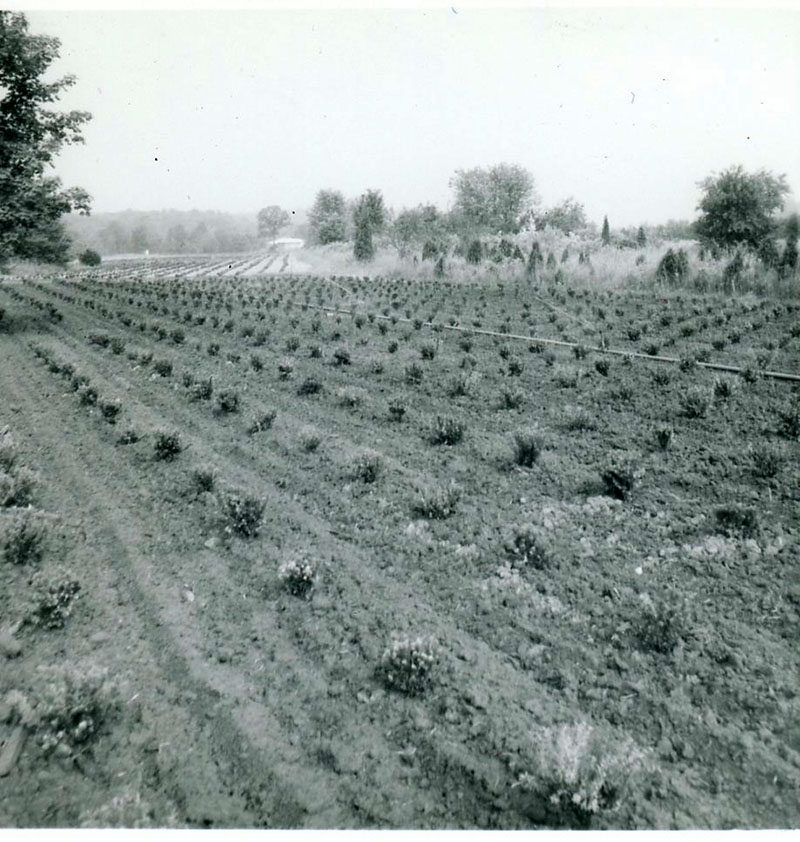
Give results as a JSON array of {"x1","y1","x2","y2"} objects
[
  {"x1": 337, "y1": 386, "x2": 366, "y2": 409},
  {"x1": 117, "y1": 428, "x2": 140, "y2": 446},
  {"x1": 500, "y1": 387, "x2": 525, "y2": 410},
  {"x1": 221, "y1": 491, "x2": 265, "y2": 538},
  {"x1": 513, "y1": 429, "x2": 544, "y2": 466},
  {"x1": 751, "y1": 446, "x2": 782, "y2": 479},
  {"x1": 429, "y1": 416, "x2": 465, "y2": 445},
  {"x1": 420, "y1": 342, "x2": 437, "y2": 360},
  {"x1": 412, "y1": 483, "x2": 460, "y2": 519},
  {"x1": 99, "y1": 398, "x2": 122, "y2": 424},
  {"x1": 78, "y1": 384, "x2": 98, "y2": 407},
  {"x1": 278, "y1": 557, "x2": 315, "y2": 598},
  {"x1": 655, "y1": 248, "x2": 690, "y2": 285},
  {"x1": 515, "y1": 720, "x2": 648, "y2": 827},
  {"x1": 378, "y1": 636, "x2": 438, "y2": 695},
  {"x1": 298, "y1": 428, "x2": 322, "y2": 453},
  {"x1": 655, "y1": 425, "x2": 674, "y2": 451},
  {"x1": 277, "y1": 358, "x2": 294, "y2": 380},
  {"x1": 601, "y1": 452, "x2": 644, "y2": 500},
  {"x1": 110, "y1": 337, "x2": 125, "y2": 355},
  {"x1": 777, "y1": 406, "x2": 800, "y2": 439},
  {"x1": 78, "y1": 249, "x2": 101, "y2": 266},
  {"x1": 714, "y1": 505, "x2": 759, "y2": 539},
  {"x1": 635, "y1": 589, "x2": 690, "y2": 654},
  {"x1": 191, "y1": 465, "x2": 216, "y2": 494},
  {"x1": 153, "y1": 359, "x2": 172, "y2": 378},
  {"x1": 153, "y1": 431, "x2": 182, "y2": 461},
  {"x1": 404, "y1": 363, "x2": 424, "y2": 385},
  {"x1": 216, "y1": 390, "x2": 240, "y2": 414},
  {"x1": 388, "y1": 399, "x2": 406, "y2": 421},
  {"x1": 505, "y1": 523, "x2": 549, "y2": 570},
  {"x1": 680, "y1": 387, "x2": 711, "y2": 418},
  {"x1": 246, "y1": 409, "x2": 277, "y2": 434},
  {"x1": 29, "y1": 566, "x2": 81, "y2": 629},
  {"x1": 87, "y1": 331, "x2": 110, "y2": 348},
  {"x1": 188, "y1": 377, "x2": 213, "y2": 401},
  {"x1": 2, "y1": 510, "x2": 46, "y2": 564},
  {"x1": 350, "y1": 449, "x2": 382, "y2": 483},
  {"x1": 333, "y1": 348, "x2": 351, "y2": 366}
]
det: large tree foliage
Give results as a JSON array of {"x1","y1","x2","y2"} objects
[
  {"x1": 352, "y1": 189, "x2": 385, "y2": 262},
  {"x1": 532, "y1": 197, "x2": 587, "y2": 235},
  {"x1": 308, "y1": 188, "x2": 347, "y2": 245},
  {"x1": 392, "y1": 203, "x2": 444, "y2": 254},
  {"x1": 694, "y1": 165, "x2": 789, "y2": 252},
  {"x1": 0, "y1": 11, "x2": 92, "y2": 264},
  {"x1": 450, "y1": 163, "x2": 537, "y2": 236},
  {"x1": 257, "y1": 205, "x2": 290, "y2": 242}
]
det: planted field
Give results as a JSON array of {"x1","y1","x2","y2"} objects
[{"x1": 1, "y1": 266, "x2": 799, "y2": 828}]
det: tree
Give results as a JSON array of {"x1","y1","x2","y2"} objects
[
  {"x1": 779, "y1": 213, "x2": 798, "y2": 278},
  {"x1": 0, "y1": 11, "x2": 92, "y2": 264},
  {"x1": 78, "y1": 248, "x2": 100, "y2": 266},
  {"x1": 392, "y1": 204, "x2": 443, "y2": 254},
  {"x1": 636, "y1": 226, "x2": 647, "y2": 248},
  {"x1": 533, "y1": 198, "x2": 587, "y2": 234},
  {"x1": 352, "y1": 189, "x2": 385, "y2": 262},
  {"x1": 257, "y1": 205, "x2": 290, "y2": 242},
  {"x1": 694, "y1": 165, "x2": 790, "y2": 252},
  {"x1": 601, "y1": 216, "x2": 611, "y2": 245},
  {"x1": 308, "y1": 189, "x2": 347, "y2": 245},
  {"x1": 450, "y1": 163, "x2": 537, "y2": 236}
]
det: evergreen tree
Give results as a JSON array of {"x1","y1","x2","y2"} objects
[
  {"x1": 601, "y1": 215, "x2": 611, "y2": 245},
  {"x1": 636, "y1": 226, "x2": 647, "y2": 247}
]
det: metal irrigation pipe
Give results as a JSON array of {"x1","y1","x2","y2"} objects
[{"x1": 299, "y1": 302, "x2": 800, "y2": 383}]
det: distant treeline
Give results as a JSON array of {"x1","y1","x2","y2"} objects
[{"x1": 62, "y1": 210, "x2": 267, "y2": 256}]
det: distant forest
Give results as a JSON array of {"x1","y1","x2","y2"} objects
[{"x1": 62, "y1": 210, "x2": 300, "y2": 256}]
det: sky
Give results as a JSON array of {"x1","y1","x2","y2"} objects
[{"x1": 18, "y1": 4, "x2": 800, "y2": 227}]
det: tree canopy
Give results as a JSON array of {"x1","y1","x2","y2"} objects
[
  {"x1": 694, "y1": 165, "x2": 790, "y2": 251},
  {"x1": 0, "y1": 11, "x2": 92, "y2": 264},
  {"x1": 308, "y1": 189, "x2": 347, "y2": 245},
  {"x1": 450, "y1": 163, "x2": 537, "y2": 236},
  {"x1": 257, "y1": 205, "x2": 290, "y2": 242},
  {"x1": 532, "y1": 197, "x2": 587, "y2": 235}
]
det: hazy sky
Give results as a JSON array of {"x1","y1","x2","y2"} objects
[{"x1": 22, "y1": 6, "x2": 800, "y2": 226}]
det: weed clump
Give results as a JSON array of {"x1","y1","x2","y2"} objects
[
  {"x1": 513, "y1": 429, "x2": 544, "y2": 467},
  {"x1": 680, "y1": 386, "x2": 711, "y2": 418},
  {"x1": 505, "y1": 524, "x2": 550, "y2": 570},
  {"x1": 29, "y1": 566, "x2": 81, "y2": 629},
  {"x1": 221, "y1": 491, "x2": 265, "y2": 538},
  {"x1": 412, "y1": 483, "x2": 460, "y2": 519},
  {"x1": 634, "y1": 590, "x2": 690, "y2": 654},
  {"x1": 751, "y1": 446, "x2": 782, "y2": 479},
  {"x1": 99, "y1": 398, "x2": 122, "y2": 424},
  {"x1": 350, "y1": 449, "x2": 382, "y2": 483},
  {"x1": 153, "y1": 359, "x2": 172, "y2": 378},
  {"x1": 154, "y1": 431, "x2": 183, "y2": 461},
  {"x1": 429, "y1": 416, "x2": 465, "y2": 446},
  {"x1": 3, "y1": 510, "x2": 46, "y2": 565},
  {"x1": 216, "y1": 390, "x2": 240, "y2": 414},
  {"x1": 515, "y1": 720, "x2": 648, "y2": 827},
  {"x1": 247, "y1": 409, "x2": 277, "y2": 435},
  {"x1": 378, "y1": 636, "x2": 438, "y2": 696},
  {"x1": 297, "y1": 377, "x2": 323, "y2": 396},
  {"x1": 0, "y1": 466, "x2": 38, "y2": 508},
  {"x1": 714, "y1": 505, "x2": 759, "y2": 539},
  {"x1": 601, "y1": 452, "x2": 644, "y2": 500},
  {"x1": 388, "y1": 399, "x2": 406, "y2": 421},
  {"x1": 278, "y1": 557, "x2": 315, "y2": 598}
]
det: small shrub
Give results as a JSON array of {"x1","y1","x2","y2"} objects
[
  {"x1": 777, "y1": 406, "x2": 800, "y2": 440},
  {"x1": 221, "y1": 491, "x2": 265, "y2": 538},
  {"x1": 216, "y1": 390, "x2": 240, "y2": 414},
  {"x1": 87, "y1": 331, "x2": 110, "y2": 348},
  {"x1": 412, "y1": 483, "x2": 460, "y2": 519},
  {"x1": 678, "y1": 355, "x2": 697, "y2": 374},
  {"x1": 513, "y1": 429, "x2": 544, "y2": 466},
  {"x1": 680, "y1": 386, "x2": 711, "y2": 419},
  {"x1": 751, "y1": 446, "x2": 782, "y2": 479},
  {"x1": 712, "y1": 377, "x2": 736, "y2": 401},
  {"x1": 594, "y1": 359, "x2": 609, "y2": 377},
  {"x1": 564, "y1": 408, "x2": 597, "y2": 432},
  {"x1": 337, "y1": 386, "x2": 366, "y2": 409},
  {"x1": 99, "y1": 398, "x2": 122, "y2": 424},
  {"x1": 0, "y1": 438, "x2": 18, "y2": 473},
  {"x1": 651, "y1": 368, "x2": 671, "y2": 386},
  {"x1": 78, "y1": 385, "x2": 98, "y2": 407},
  {"x1": 191, "y1": 465, "x2": 216, "y2": 493},
  {"x1": 507, "y1": 357, "x2": 524, "y2": 377},
  {"x1": 2, "y1": 510, "x2": 45, "y2": 564},
  {"x1": 29, "y1": 566, "x2": 81, "y2": 629},
  {"x1": 250, "y1": 353, "x2": 263, "y2": 371},
  {"x1": 333, "y1": 348, "x2": 351, "y2": 366},
  {"x1": 110, "y1": 337, "x2": 125, "y2": 355},
  {"x1": 635, "y1": 589, "x2": 690, "y2": 654},
  {"x1": 247, "y1": 409, "x2": 277, "y2": 435},
  {"x1": 515, "y1": 720, "x2": 648, "y2": 827},
  {"x1": 277, "y1": 358, "x2": 294, "y2": 380},
  {"x1": 378, "y1": 636, "x2": 438, "y2": 695},
  {"x1": 298, "y1": 428, "x2": 322, "y2": 453},
  {"x1": 404, "y1": 363, "x2": 424, "y2": 385},
  {"x1": 500, "y1": 387, "x2": 524, "y2": 410},
  {"x1": 715, "y1": 505, "x2": 759, "y2": 539},
  {"x1": 153, "y1": 359, "x2": 172, "y2": 378},
  {"x1": 189, "y1": 377, "x2": 213, "y2": 401},
  {"x1": 154, "y1": 431, "x2": 182, "y2": 461},
  {"x1": 170, "y1": 328, "x2": 185, "y2": 345},
  {"x1": 0, "y1": 462, "x2": 36, "y2": 508},
  {"x1": 278, "y1": 557, "x2": 315, "y2": 598},
  {"x1": 601, "y1": 452, "x2": 644, "y2": 500},
  {"x1": 429, "y1": 415, "x2": 465, "y2": 445},
  {"x1": 351, "y1": 449, "x2": 382, "y2": 483},
  {"x1": 388, "y1": 399, "x2": 406, "y2": 421},
  {"x1": 655, "y1": 425, "x2": 674, "y2": 450},
  {"x1": 388, "y1": 341, "x2": 399, "y2": 354},
  {"x1": 505, "y1": 523, "x2": 549, "y2": 570}
]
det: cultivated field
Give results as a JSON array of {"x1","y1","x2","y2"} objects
[{"x1": 1, "y1": 259, "x2": 799, "y2": 828}]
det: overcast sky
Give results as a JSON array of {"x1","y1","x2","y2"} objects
[{"x1": 23, "y1": 6, "x2": 800, "y2": 227}]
